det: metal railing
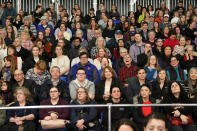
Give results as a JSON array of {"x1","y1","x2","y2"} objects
[
  {"x1": 1, "y1": 103, "x2": 197, "y2": 131},
  {"x1": 0, "y1": 0, "x2": 196, "y2": 16}
]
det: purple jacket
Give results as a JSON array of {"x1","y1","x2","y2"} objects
[{"x1": 39, "y1": 99, "x2": 69, "y2": 120}]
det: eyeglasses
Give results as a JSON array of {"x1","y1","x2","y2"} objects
[
  {"x1": 14, "y1": 73, "x2": 23, "y2": 76},
  {"x1": 77, "y1": 73, "x2": 86, "y2": 75}
]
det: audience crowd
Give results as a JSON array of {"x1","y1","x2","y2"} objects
[{"x1": 0, "y1": 1, "x2": 197, "y2": 131}]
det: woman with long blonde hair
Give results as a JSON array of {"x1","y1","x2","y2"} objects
[{"x1": 144, "y1": 55, "x2": 160, "y2": 82}]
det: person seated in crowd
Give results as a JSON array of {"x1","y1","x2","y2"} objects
[
  {"x1": 129, "y1": 33, "x2": 145, "y2": 64},
  {"x1": 151, "y1": 69, "x2": 169, "y2": 102},
  {"x1": 0, "y1": 35, "x2": 7, "y2": 70},
  {"x1": 118, "y1": 54, "x2": 137, "y2": 86},
  {"x1": 93, "y1": 47, "x2": 112, "y2": 70},
  {"x1": 23, "y1": 45, "x2": 45, "y2": 74},
  {"x1": 137, "y1": 43, "x2": 153, "y2": 68},
  {"x1": 139, "y1": 21, "x2": 149, "y2": 42},
  {"x1": 112, "y1": 119, "x2": 139, "y2": 131},
  {"x1": 172, "y1": 36, "x2": 186, "y2": 56},
  {"x1": 3, "y1": 87, "x2": 37, "y2": 131},
  {"x1": 39, "y1": 86, "x2": 70, "y2": 131},
  {"x1": 182, "y1": 67, "x2": 197, "y2": 98},
  {"x1": 158, "y1": 45, "x2": 172, "y2": 70},
  {"x1": 69, "y1": 52, "x2": 100, "y2": 84},
  {"x1": 166, "y1": 55, "x2": 187, "y2": 82},
  {"x1": 20, "y1": 31, "x2": 34, "y2": 51},
  {"x1": 95, "y1": 66, "x2": 122, "y2": 103},
  {"x1": 40, "y1": 66, "x2": 70, "y2": 102},
  {"x1": 55, "y1": 22, "x2": 72, "y2": 41},
  {"x1": 106, "y1": 30, "x2": 126, "y2": 58},
  {"x1": 132, "y1": 84, "x2": 158, "y2": 131},
  {"x1": 50, "y1": 45, "x2": 70, "y2": 83},
  {"x1": 69, "y1": 67, "x2": 95, "y2": 101},
  {"x1": 159, "y1": 14, "x2": 171, "y2": 30},
  {"x1": 110, "y1": 39, "x2": 130, "y2": 63},
  {"x1": 98, "y1": 57, "x2": 118, "y2": 79},
  {"x1": 71, "y1": 47, "x2": 94, "y2": 67},
  {"x1": 144, "y1": 55, "x2": 160, "y2": 82},
  {"x1": 0, "y1": 55, "x2": 16, "y2": 83},
  {"x1": 152, "y1": 38, "x2": 163, "y2": 58},
  {"x1": 125, "y1": 68, "x2": 150, "y2": 103},
  {"x1": 0, "y1": 80, "x2": 13, "y2": 106},
  {"x1": 162, "y1": 81, "x2": 197, "y2": 131},
  {"x1": 68, "y1": 37, "x2": 82, "y2": 61},
  {"x1": 18, "y1": 16, "x2": 37, "y2": 38},
  {"x1": 25, "y1": 60, "x2": 51, "y2": 86},
  {"x1": 0, "y1": 95, "x2": 6, "y2": 130},
  {"x1": 13, "y1": 37, "x2": 31, "y2": 62},
  {"x1": 73, "y1": 29, "x2": 88, "y2": 48},
  {"x1": 90, "y1": 36, "x2": 111, "y2": 59},
  {"x1": 147, "y1": 30, "x2": 156, "y2": 47},
  {"x1": 70, "y1": 87, "x2": 100, "y2": 131},
  {"x1": 115, "y1": 47, "x2": 128, "y2": 72},
  {"x1": 143, "y1": 113, "x2": 168, "y2": 131},
  {"x1": 102, "y1": 86, "x2": 130, "y2": 131},
  {"x1": 183, "y1": 45, "x2": 197, "y2": 71},
  {"x1": 32, "y1": 4, "x2": 43, "y2": 25},
  {"x1": 34, "y1": 31, "x2": 53, "y2": 63},
  {"x1": 37, "y1": 16, "x2": 54, "y2": 36},
  {"x1": 1, "y1": 2, "x2": 17, "y2": 26},
  {"x1": 12, "y1": 69, "x2": 39, "y2": 103},
  {"x1": 163, "y1": 30, "x2": 178, "y2": 50}
]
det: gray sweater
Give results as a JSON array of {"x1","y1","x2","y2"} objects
[{"x1": 69, "y1": 79, "x2": 95, "y2": 100}]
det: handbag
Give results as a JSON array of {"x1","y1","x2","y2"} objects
[{"x1": 40, "y1": 119, "x2": 66, "y2": 129}]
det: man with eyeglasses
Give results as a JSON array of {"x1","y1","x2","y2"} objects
[
  {"x1": 69, "y1": 52, "x2": 100, "y2": 84},
  {"x1": 69, "y1": 67, "x2": 95, "y2": 100},
  {"x1": 166, "y1": 56, "x2": 187, "y2": 82},
  {"x1": 40, "y1": 66, "x2": 70, "y2": 103},
  {"x1": 12, "y1": 69, "x2": 39, "y2": 103}
]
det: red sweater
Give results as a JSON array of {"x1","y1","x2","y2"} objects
[{"x1": 163, "y1": 38, "x2": 178, "y2": 50}]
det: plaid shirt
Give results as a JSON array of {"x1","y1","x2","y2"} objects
[{"x1": 118, "y1": 65, "x2": 137, "y2": 85}]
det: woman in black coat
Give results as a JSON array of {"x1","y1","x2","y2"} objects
[
  {"x1": 132, "y1": 84, "x2": 159, "y2": 131},
  {"x1": 102, "y1": 86, "x2": 130, "y2": 131},
  {"x1": 162, "y1": 81, "x2": 197, "y2": 131},
  {"x1": 23, "y1": 45, "x2": 46, "y2": 74},
  {"x1": 95, "y1": 66, "x2": 122, "y2": 104},
  {"x1": 151, "y1": 69, "x2": 169, "y2": 101}
]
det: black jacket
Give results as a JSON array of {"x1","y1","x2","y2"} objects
[
  {"x1": 102, "y1": 99, "x2": 130, "y2": 131},
  {"x1": 125, "y1": 77, "x2": 150, "y2": 103},
  {"x1": 132, "y1": 96, "x2": 158, "y2": 129},
  {"x1": 95, "y1": 78, "x2": 122, "y2": 104},
  {"x1": 151, "y1": 81, "x2": 168, "y2": 100},
  {"x1": 12, "y1": 79, "x2": 39, "y2": 103},
  {"x1": 23, "y1": 55, "x2": 45, "y2": 74},
  {"x1": 40, "y1": 79, "x2": 71, "y2": 103},
  {"x1": 16, "y1": 46, "x2": 31, "y2": 62}
]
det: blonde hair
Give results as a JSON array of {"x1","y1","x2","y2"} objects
[
  {"x1": 145, "y1": 55, "x2": 160, "y2": 70},
  {"x1": 0, "y1": 36, "x2": 6, "y2": 49},
  {"x1": 95, "y1": 36, "x2": 106, "y2": 47},
  {"x1": 14, "y1": 87, "x2": 33, "y2": 102},
  {"x1": 20, "y1": 31, "x2": 31, "y2": 40},
  {"x1": 76, "y1": 87, "x2": 90, "y2": 102}
]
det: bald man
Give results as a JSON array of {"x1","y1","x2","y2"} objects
[{"x1": 12, "y1": 69, "x2": 39, "y2": 103}]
